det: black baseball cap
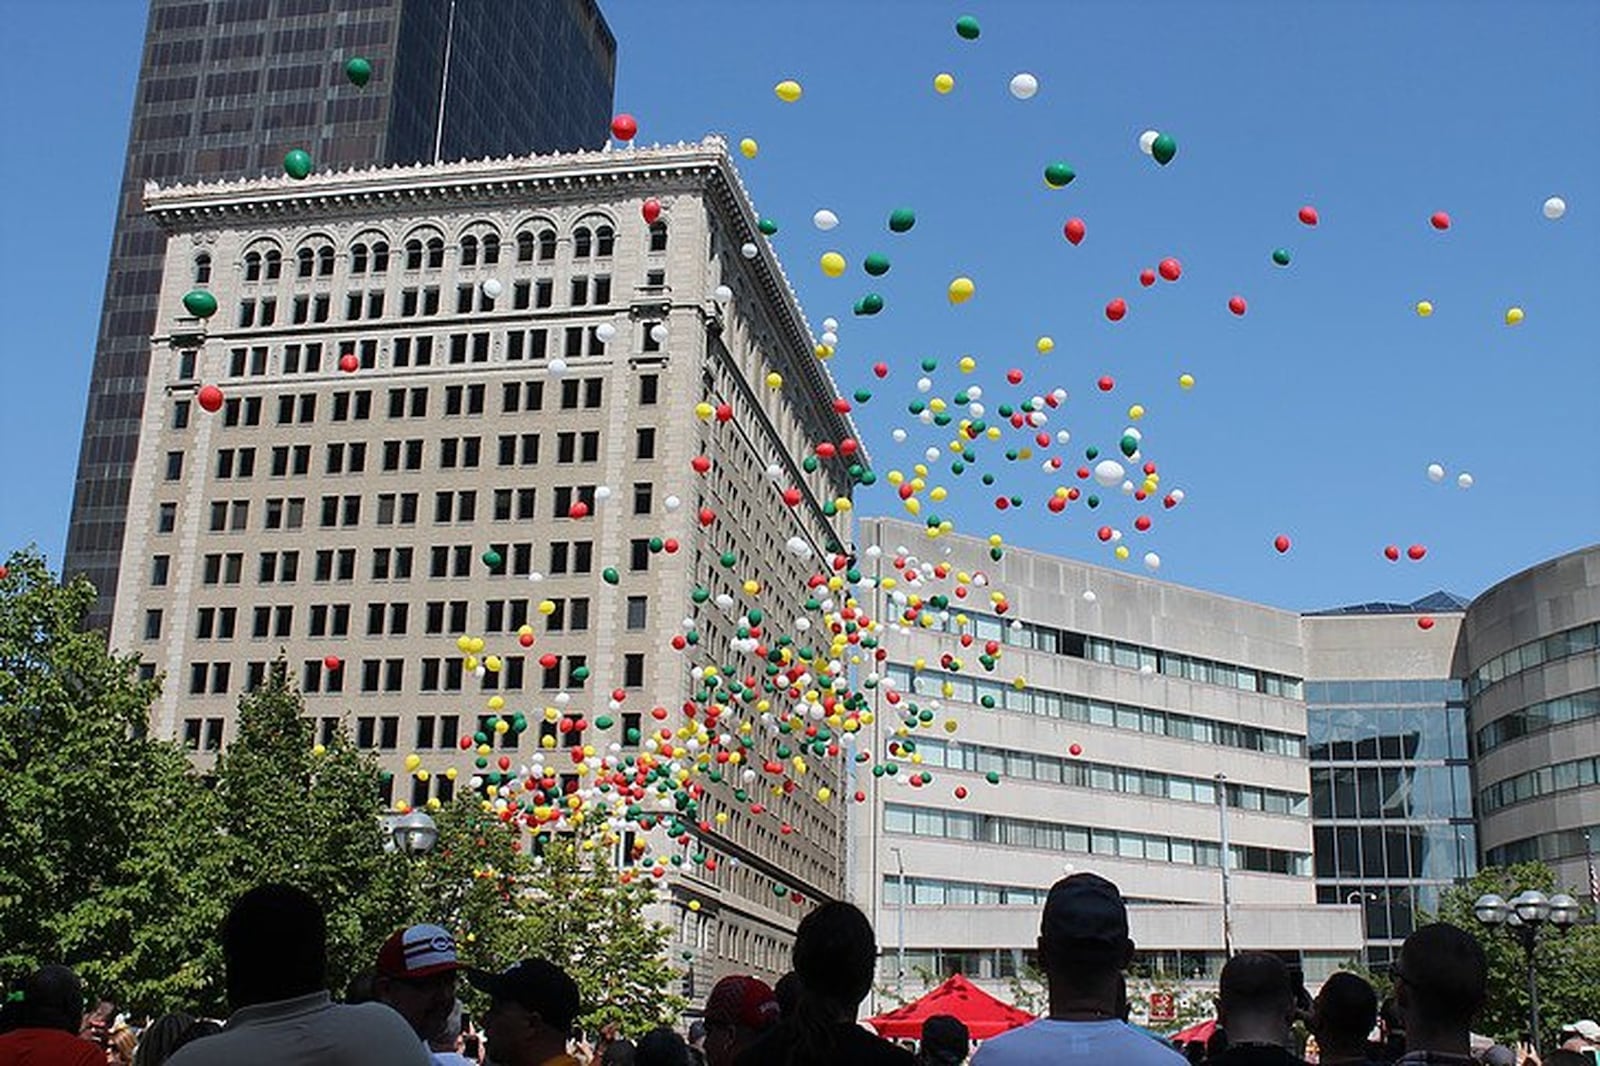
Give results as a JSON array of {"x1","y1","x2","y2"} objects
[
  {"x1": 1041, "y1": 873, "x2": 1130, "y2": 951},
  {"x1": 467, "y1": 958, "x2": 580, "y2": 1030}
]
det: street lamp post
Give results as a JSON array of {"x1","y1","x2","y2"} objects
[
  {"x1": 1215, "y1": 773, "x2": 1234, "y2": 958},
  {"x1": 1346, "y1": 890, "x2": 1378, "y2": 967},
  {"x1": 1473, "y1": 889, "x2": 1580, "y2": 1054},
  {"x1": 393, "y1": 810, "x2": 440, "y2": 857},
  {"x1": 890, "y1": 846, "x2": 906, "y2": 1002}
]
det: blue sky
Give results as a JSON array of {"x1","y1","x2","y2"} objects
[{"x1": 1, "y1": 0, "x2": 1596, "y2": 611}]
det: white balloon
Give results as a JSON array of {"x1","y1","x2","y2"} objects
[
  {"x1": 916, "y1": 376, "x2": 933, "y2": 393},
  {"x1": 891, "y1": 428, "x2": 908, "y2": 442},
  {"x1": 1082, "y1": 590, "x2": 1097, "y2": 603},
  {"x1": 813, "y1": 209, "x2": 839, "y2": 230},
  {"x1": 740, "y1": 242, "x2": 758, "y2": 259},
  {"x1": 594, "y1": 485, "x2": 612, "y2": 501},
  {"x1": 1543, "y1": 196, "x2": 1567, "y2": 220},
  {"x1": 1093, "y1": 459, "x2": 1126, "y2": 487},
  {"x1": 1139, "y1": 129, "x2": 1160, "y2": 155},
  {"x1": 820, "y1": 331, "x2": 838, "y2": 346},
  {"x1": 822, "y1": 317, "x2": 839, "y2": 332},
  {"x1": 1009, "y1": 72, "x2": 1039, "y2": 99},
  {"x1": 664, "y1": 494, "x2": 681, "y2": 511},
  {"x1": 1169, "y1": 489, "x2": 1186, "y2": 505},
  {"x1": 480, "y1": 278, "x2": 503, "y2": 298},
  {"x1": 924, "y1": 447, "x2": 942, "y2": 462},
  {"x1": 1457, "y1": 472, "x2": 1474, "y2": 489},
  {"x1": 714, "y1": 284, "x2": 733, "y2": 303},
  {"x1": 1056, "y1": 429, "x2": 1072, "y2": 444},
  {"x1": 1426, "y1": 463, "x2": 1445, "y2": 483},
  {"x1": 766, "y1": 463, "x2": 785, "y2": 480},
  {"x1": 650, "y1": 323, "x2": 669, "y2": 344},
  {"x1": 527, "y1": 571, "x2": 544, "y2": 582},
  {"x1": 967, "y1": 385, "x2": 984, "y2": 399},
  {"x1": 548, "y1": 358, "x2": 568, "y2": 375},
  {"x1": 968, "y1": 402, "x2": 985, "y2": 417},
  {"x1": 595, "y1": 322, "x2": 617, "y2": 342},
  {"x1": 1144, "y1": 552, "x2": 1161, "y2": 571}
]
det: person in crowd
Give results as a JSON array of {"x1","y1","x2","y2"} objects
[
  {"x1": 460, "y1": 1029, "x2": 484, "y2": 1064},
  {"x1": 772, "y1": 973, "x2": 800, "y2": 1021},
  {"x1": 132, "y1": 1012, "x2": 222, "y2": 1066},
  {"x1": 0, "y1": 964, "x2": 107, "y2": 1065},
  {"x1": 917, "y1": 1015, "x2": 971, "y2": 1066},
  {"x1": 637, "y1": 1026, "x2": 691, "y2": 1066},
  {"x1": 1476, "y1": 1047, "x2": 1516, "y2": 1066},
  {"x1": 109, "y1": 1022, "x2": 140, "y2": 1064},
  {"x1": 734, "y1": 901, "x2": 913, "y2": 1066},
  {"x1": 687, "y1": 1019, "x2": 708, "y2": 1066},
  {"x1": 601, "y1": 1037, "x2": 638, "y2": 1065},
  {"x1": 374, "y1": 923, "x2": 463, "y2": 1051},
  {"x1": 1389, "y1": 923, "x2": 1486, "y2": 1065},
  {"x1": 971, "y1": 874, "x2": 1184, "y2": 1065},
  {"x1": 345, "y1": 968, "x2": 379, "y2": 1006},
  {"x1": 427, "y1": 1000, "x2": 477, "y2": 1065},
  {"x1": 701, "y1": 975, "x2": 780, "y2": 1066},
  {"x1": 468, "y1": 957, "x2": 583, "y2": 1066},
  {"x1": 82, "y1": 999, "x2": 117, "y2": 1051},
  {"x1": 1558, "y1": 1022, "x2": 1600, "y2": 1054},
  {"x1": 1310, "y1": 973, "x2": 1381, "y2": 1066},
  {"x1": 164, "y1": 883, "x2": 430, "y2": 1065},
  {"x1": 1205, "y1": 953, "x2": 1307, "y2": 1066},
  {"x1": 1542, "y1": 1052, "x2": 1594, "y2": 1066}
]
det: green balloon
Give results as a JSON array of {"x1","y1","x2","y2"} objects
[
  {"x1": 1272, "y1": 248, "x2": 1292, "y2": 267},
  {"x1": 1085, "y1": 446, "x2": 1100, "y2": 460},
  {"x1": 482, "y1": 549, "x2": 503, "y2": 568},
  {"x1": 1044, "y1": 162, "x2": 1076, "y2": 188},
  {"x1": 570, "y1": 665, "x2": 590, "y2": 683},
  {"x1": 888, "y1": 207, "x2": 917, "y2": 233},
  {"x1": 718, "y1": 551, "x2": 737, "y2": 568},
  {"x1": 757, "y1": 217, "x2": 779, "y2": 236},
  {"x1": 863, "y1": 253, "x2": 891, "y2": 276},
  {"x1": 853, "y1": 388, "x2": 873, "y2": 403},
  {"x1": 854, "y1": 292, "x2": 884, "y2": 316},
  {"x1": 595, "y1": 715, "x2": 614, "y2": 729},
  {"x1": 182, "y1": 289, "x2": 217, "y2": 318},
  {"x1": 283, "y1": 148, "x2": 313, "y2": 180},
  {"x1": 1120, "y1": 434, "x2": 1139, "y2": 458},
  {"x1": 1151, "y1": 133, "x2": 1177, "y2": 166},
  {"x1": 692, "y1": 586, "x2": 710, "y2": 603},
  {"x1": 344, "y1": 56, "x2": 372, "y2": 87},
  {"x1": 920, "y1": 357, "x2": 938, "y2": 372},
  {"x1": 602, "y1": 567, "x2": 620, "y2": 585},
  {"x1": 955, "y1": 15, "x2": 981, "y2": 39},
  {"x1": 985, "y1": 770, "x2": 1001, "y2": 784}
]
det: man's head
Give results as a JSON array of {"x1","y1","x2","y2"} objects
[
  {"x1": 17, "y1": 965, "x2": 85, "y2": 1032},
  {"x1": 918, "y1": 1014, "x2": 970, "y2": 1066},
  {"x1": 1310, "y1": 971, "x2": 1377, "y2": 1056},
  {"x1": 792, "y1": 902, "x2": 878, "y2": 1012},
  {"x1": 469, "y1": 957, "x2": 581, "y2": 1066},
  {"x1": 1394, "y1": 923, "x2": 1486, "y2": 1046},
  {"x1": 375, "y1": 923, "x2": 462, "y2": 1041},
  {"x1": 1560, "y1": 1020, "x2": 1600, "y2": 1050},
  {"x1": 1036, "y1": 873, "x2": 1134, "y2": 987},
  {"x1": 702, "y1": 975, "x2": 779, "y2": 1066},
  {"x1": 222, "y1": 884, "x2": 326, "y2": 1008},
  {"x1": 1216, "y1": 953, "x2": 1296, "y2": 1046}
]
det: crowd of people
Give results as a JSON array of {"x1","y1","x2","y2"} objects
[{"x1": 2, "y1": 874, "x2": 1595, "y2": 1066}]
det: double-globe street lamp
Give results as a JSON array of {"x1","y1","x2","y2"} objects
[
  {"x1": 392, "y1": 810, "x2": 440, "y2": 857},
  {"x1": 1472, "y1": 889, "x2": 1580, "y2": 1054}
]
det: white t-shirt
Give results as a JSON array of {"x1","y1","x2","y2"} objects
[{"x1": 972, "y1": 1019, "x2": 1186, "y2": 1066}]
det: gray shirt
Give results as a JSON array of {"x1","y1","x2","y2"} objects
[{"x1": 166, "y1": 990, "x2": 431, "y2": 1066}]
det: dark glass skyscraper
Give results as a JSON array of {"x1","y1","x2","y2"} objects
[{"x1": 67, "y1": 0, "x2": 616, "y2": 630}]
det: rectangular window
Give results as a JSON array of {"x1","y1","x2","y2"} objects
[
  {"x1": 635, "y1": 427, "x2": 656, "y2": 460},
  {"x1": 626, "y1": 596, "x2": 648, "y2": 630}
]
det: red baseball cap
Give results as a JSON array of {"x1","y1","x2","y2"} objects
[
  {"x1": 376, "y1": 924, "x2": 461, "y2": 979},
  {"x1": 704, "y1": 975, "x2": 779, "y2": 1031}
]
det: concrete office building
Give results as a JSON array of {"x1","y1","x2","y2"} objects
[
  {"x1": 851, "y1": 516, "x2": 1363, "y2": 1013},
  {"x1": 117, "y1": 139, "x2": 860, "y2": 987},
  {"x1": 1461, "y1": 546, "x2": 1600, "y2": 893},
  {"x1": 69, "y1": 0, "x2": 617, "y2": 632}
]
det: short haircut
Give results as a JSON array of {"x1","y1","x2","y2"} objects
[
  {"x1": 1396, "y1": 924, "x2": 1486, "y2": 1030},
  {"x1": 20, "y1": 965, "x2": 84, "y2": 1032},
  {"x1": 792, "y1": 902, "x2": 877, "y2": 1009},
  {"x1": 1218, "y1": 953, "x2": 1293, "y2": 1019},
  {"x1": 1314, "y1": 972, "x2": 1377, "y2": 1048},
  {"x1": 223, "y1": 883, "x2": 327, "y2": 1007}
]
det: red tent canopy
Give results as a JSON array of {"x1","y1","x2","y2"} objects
[
  {"x1": 866, "y1": 973, "x2": 1036, "y2": 1040},
  {"x1": 1170, "y1": 1018, "x2": 1218, "y2": 1045}
]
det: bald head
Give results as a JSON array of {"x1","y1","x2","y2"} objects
[
  {"x1": 1217, "y1": 953, "x2": 1295, "y2": 1046},
  {"x1": 21, "y1": 965, "x2": 85, "y2": 1032},
  {"x1": 1396, "y1": 924, "x2": 1486, "y2": 1036}
]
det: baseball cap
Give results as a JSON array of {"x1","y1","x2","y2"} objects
[
  {"x1": 467, "y1": 958, "x2": 581, "y2": 1031},
  {"x1": 921, "y1": 1015, "x2": 971, "y2": 1064},
  {"x1": 1041, "y1": 873, "x2": 1130, "y2": 950},
  {"x1": 704, "y1": 975, "x2": 780, "y2": 1031},
  {"x1": 1561, "y1": 1020, "x2": 1600, "y2": 1042},
  {"x1": 376, "y1": 924, "x2": 462, "y2": 980}
]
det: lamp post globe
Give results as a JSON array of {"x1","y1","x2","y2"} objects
[
  {"x1": 1546, "y1": 893, "x2": 1580, "y2": 929},
  {"x1": 1511, "y1": 889, "x2": 1550, "y2": 924},
  {"x1": 1473, "y1": 893, "x2": 1510, "y2": 926},
  {"x1": 393, "y1": 810, "x2": 439, "y2": 857}
]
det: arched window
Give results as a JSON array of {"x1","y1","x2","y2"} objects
[
  {"x1": 648, "y1": 221, "x2": 668, "y2": 253},
  {"x1": 482, "y1": 233, "x2": 500, "y2": 265},
  {"x1": 426, "y1": 238, "x2": 445, "y2": 269},
  {"x1": 264, "y1": 249, "x2": 282, "y2": 280},
  {"x1": 351, "y1": 243, "x2": 369, "y2": 275},
  {"x1": 573, "y1": 226, "x2": 592, "y2": 259},
  {"x1": 317, "y1": 247, "x2": 335, "y2": 276},
  {"x1": 296, "y1": 248, "x2": 315, "y2": 278},
  {"x1": 244, "y1": 251, "x2": 262, "y2": 281},
  {"x1": 461, "y1": 234, "x2": 479, "y2": 268},
  {"x1": 538, "y1": 230, "x2": 557, "y2": 262},
  {"x1": 371, "y1": 242, "x2": 389, "y2": 273},
  {"x1": 405, "y1": 239, "x2": 423, "y2": 271},
  {"x1": 595, "y1": 225, "x2": 615, "y2": 257},
  {"x1": 517, "y1": 231, "x2": 536, "y2": 263},
  {"x1": 194, "y1": 253, "x2": 212, "y2": 284}
]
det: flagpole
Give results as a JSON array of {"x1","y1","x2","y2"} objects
[{"x1": 432, "y1": 0, "x2": 457, "y2": 164}]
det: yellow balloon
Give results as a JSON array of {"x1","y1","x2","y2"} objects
[
  {"x1": 742, "y1": 579, "x2": 760, "y2": 595},
  {"x1": 1036, "y1": 336, "x2": 1054, "y2": 354},
  {"x1": 820, "y1": 251, "x2": 847, "y2": 277},
  {"x1": 933, "y1": 72, "x2": 955, "y2": 94},
  {"x1": 488, "y1": 695, "x2": 505, "y2": 711},
  {"x1": 1114, "y1": 545, "x2": 1130, "y2": 560},
  {"x1": 1179, "y1": 373, "x2": 1195, "y2": 389},
  {"x1": 739, "y1": 137, "x2": 759, "y2": 158},
  {"x1": 817, "y1": 787, "x2": 831, "y2": 803},
  {"x1": 774, "y1": 79, "x2": 802, "y2": 102},
  {"x1": 312, "y1": 743, "x2": 326, "y2": 757},
  {"x1": 1416, "y1": 300, "x2": 1434, "y2": 317},
  {"x1": 695, "y1": 402, "x2": 714, "y2": 420},
  {"x1": 538, "y1": 599, "x2": 556, "y2": 615},
  {"x1": 484, "y1": 655, "x2": 500, "y2": 672},
  {"x1": 494, "y1": 718, "x2": 509, "y2": 734},
  {"x1": 948, "y1": 276, "x2": 975, "y2": 304},
  {"x1": 766, "y1": 372, "x2": 783, "y2": 389},
  {"x1": 456, "y1": 635, "x2": 473, "y2": 653},
  {"x1": 1505, "y1": 306, "x2": 1524, "y2": 325},
  {"x1": 404, "y1": 753, "x2": 422, "y2": 772},
  {"x1": 1129, "y1": 404, "x2": 1145, "y2": 420},
  {"x1": 959, "y1": 356, "x2": 976, "y2": 373}
]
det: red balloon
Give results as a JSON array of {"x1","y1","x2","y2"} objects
[
  {"x1": 1430, "y1": 211, "x2": 1451, "y2": 230},
  {"x1": 197, "y1": 384, "x2": 224, "y2": 412},
  {"x1": 339, "y1": 353, "x2": 359, "y2": 373},
  {"x1": 1097, "y1": 375, "x2": 1115, "y2": 392},
  {"x1": 691, "y1": 454, "x2": 712, "y2": 474},
  {"x1": 1047, "y1": 496, "x2": 1066, "y2": 513},
  {"x1": 519, "y1": 632, "x2": 535, "y2": 647},
  {"x1": 664, "y1": 538, "x2": 680, "y2": 554},
  {"x1": 782, "y1": 488, "x2": 802, "y2": 507},
  {"x1": 1228, "y1": 295, "x2": 1248, "y2": 316},
  {"x1": 1407, "y1": 544, "x2": 1427, "y2": 561},
  {"x1": 1274, "y1": 535, "x2": 1291, "y2": 554},
  {"x1": 839, "y1": 438, "x2": 859, "y2": 455},
  {"x1": 1158, "y1": 257, "x2": 1182, "y2": 281},
  {"x1": 954, "y1": 786, "x2": 968, "y2": 800},
  {"x1": 1006, "y1": 368, "x2": 1023, "y2": 385},
  {"x1": 323, "y1": 655, "x2": 342, "y2": 671},
  {"x1": 715, "y1": 403, "x2": 733, "y2": 422},
  {"x1": 872, "y1": 362, "x2": 889, "y2": 378},
  {"x1": 1139, "y1": 269, "x2": 1156, "y2": 288},
  {"x1": 1135, "y1": 515, "x2": 1152, "y2": 532},
  {"x1": 1069, "y1": 743, "x2": 1083, "y2": 756},
  {"x1": 832, "y1": 398, "x2": 852, "y2": 413},
  {"x1": 1384, "y1": 545, "x2": 1400, "y2": 562},
  {"x1": 1298, "y1": 205, "x2": 1319, "y2": 226},
  {"x1": 1417, "y1": 616, "x2": 1435, "y2": 630},
  {"x1": 610, "y1": 113, "x2": 638, "y2": 141},
  {"x1": 698, "y1": 507, "x2": 717, "y2": 526},
  {"x1": 641, "y1": 197, "x2": 661, "y2": 224},
  {"x1": 539, "y1": 653, "x2": 559, "y2": 669},
  {"x1": 1096, "y1": 526, "x2": 1114, "y2": 542},
  {"x1": 1105, "y1": 298, "x2": 1127, "y2": 322},
  {"x1": 568, "y1": 500, "x2": 589, "y2": 519},
  {"x1": 1063, "y1": 218, "x2": 1086, "y2": 245}
]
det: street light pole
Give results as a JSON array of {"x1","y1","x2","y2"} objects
[
  {"x1": 1346, "y1": 890, "x2": 1377, "y2": 967},
  {"x1": 891, "y1": 846, "x2": 906, "y2": 1001},
  {"x1": 1215, "y1": 773, "x2": 1234, "y2": 959},
  {"x1": 1474, "y1": 889, "x2": 1580, "y2": 1054}
]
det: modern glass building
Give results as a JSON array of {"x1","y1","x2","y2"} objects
[{"x1": 67, "y1": 0, "x2": 616, "y2": 631}]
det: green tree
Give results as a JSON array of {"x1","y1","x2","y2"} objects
[
  {"x1": 1432, "y1": 863, "x2": 1600, "y2": 1048},
  {"x1": 0, "y1": 549, "x2": 223, "y2": 1014},
  {"x1": 406, "y1": 797, "x2": 528, "y2": 968}
]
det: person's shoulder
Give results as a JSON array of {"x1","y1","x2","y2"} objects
[
  {"x1": 1109, "y1": 1026, "x2": 1185, "y2": 1064},
  {"x1": 840, "y1": 1026, "x2": 915, "y2": 1064}
]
